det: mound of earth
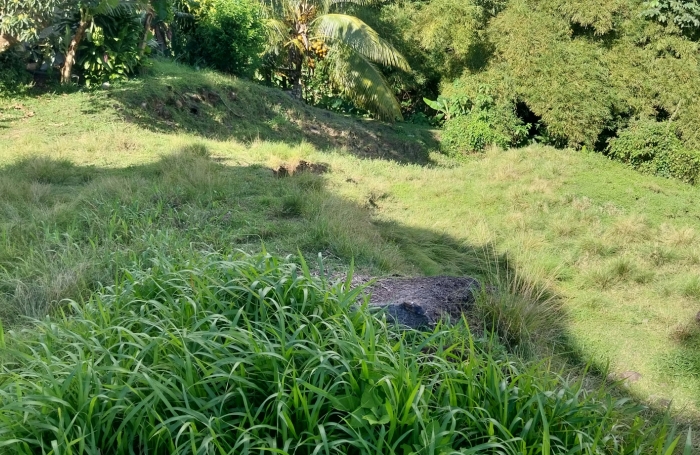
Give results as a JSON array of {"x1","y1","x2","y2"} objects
[{"x1": 358, "y1": 276, "x2": 481, "y2": 329}]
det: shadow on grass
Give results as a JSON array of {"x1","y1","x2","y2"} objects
[
  {"x1": 80, "y1": 60, "x2": 440, "y2": 165},
  {"x1": 0, "y1": 152, "x2": 694, "y2": 442}
]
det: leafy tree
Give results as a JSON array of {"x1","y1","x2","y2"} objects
[
  {"x1": 0, "y1": 0, "x2": 67, "y2": 52},
  {"x1": 139, "y1": 0, "x2": 173, "y2": 56},
  {"x1": 261, "y1": 0, "x2": 409, "y2": 121},
  {"x1": 58, "y1": 0, "x2": 147, "y2": 84},
  {"x1": 642, "y1": 0, "x2": 700, "y2": 31},
  {"x1": 171, "y1": 0, "x2": 265, "y2": 76}
]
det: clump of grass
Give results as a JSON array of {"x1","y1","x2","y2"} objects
[
  {"x1": 475, "y1": 259, "x2": 563, "y2": 355},
  {"x1": 608, "y1": 215, "x2": 651, "y2": 244},
  {"x1": 682, "y1": 275, "x2": 700, "y2": 300},
  {"x1": 0, "y1": 251, "x2": 689, "y2": 454},
  {"x1": 583, "y1": 257, "x2": 653, "y2": 290},
  {"x1": 279, "y1": 190, "x2": 306, "y2": 217},
  {"x1": 180, "y1": 142, "x2": 211, "y2": 158},
  {"x1": 13, "y1": 156, "x2": 95, "y2": 186}
]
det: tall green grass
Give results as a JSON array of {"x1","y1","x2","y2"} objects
[{"x1": 0, "y1": 252, "x2": 690, "y2": 454}]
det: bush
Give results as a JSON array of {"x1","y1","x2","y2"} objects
[
  {"x1": 439, "y1": 88, "x2": 529, "y2": 155},
  {"x1": 442, "y1": 113, "x2": 505, "y2": 154},
  {"x1": 175, "y1": 0, "x2": 266, "y2": 77},
  {"x1": 0, "y1": 251, "x2": 689, "y2": 454},
  {"x1": 608, "y1": 121, "x2": 700, "y2": 184},
  {"x1": 78, "y1": 11, "x2": 144, "y2": 86},
  {"x1": 0, "y1": 50, "x2": 32, "y2": 96}
]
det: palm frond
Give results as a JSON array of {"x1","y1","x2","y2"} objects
[
  {"x1": 313, "y1": 14, "x2": 409, "y2": 71},
  {"x1": 326, "y1": 46, "x2": 403, "y2": 121},
  {"x1": 264, "y1": 18, "x2": 289, "y2": 50},
  {"x1": 260, "y1": 0, "x2": 300, "y2": 21},
  {"x1": 93, "y1": 0, "x2": 147, "y2": 16}
]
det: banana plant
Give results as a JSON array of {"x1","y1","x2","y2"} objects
[{"x1": 261, "y1": 0, "x2": 410, "y2": 121}]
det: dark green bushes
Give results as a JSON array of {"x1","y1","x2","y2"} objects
[
  {"x1": 386, "y1": 0, "x2": 700, "y2": 180},
  {"x1": 173, "y1": 0, "x2": 265, "y2": 77},
  {"x1": 0, "y1": 50, "x2": 32, "y2": 96},
  {"x1": 0, "y1": 251, "x2": 690, "y2": 454},
  {"x1": 79, "y1": 11, "x2": 145, "y2": 86},
  {"x1": 608, "y1": 121, "x2": 700, "y2": 184}
]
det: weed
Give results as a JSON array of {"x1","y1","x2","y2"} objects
[{"x1": 279, "y1": 191, "x2": 306, "y2": 217}]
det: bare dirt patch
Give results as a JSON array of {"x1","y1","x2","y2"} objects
[
  {"x1": 357, "y1": 276, "x2": 481, "y2": 329},
  {"x1": 272, "y1": 160, "x2": 330, "y2": 178}
]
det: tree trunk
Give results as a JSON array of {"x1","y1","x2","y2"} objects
[
  {"x1": 0, "y1": 34, "x2": 18, "y2": 53},
  {"x1": 288, "y1": 47, "x2": 304, "y2": 100},
  {"x1": 61, "y1": 19, "x2": 90, "y2": 85},
  {"x1": 139, "y1": 9, "x2": 154, "y2": 56}
]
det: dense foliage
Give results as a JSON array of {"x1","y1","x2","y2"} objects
[
  {"x1": 607, "y1": 120, "x2": 700, "y2": 184},
  {"x1": 78, "y1": 10, "x2": 145, "y2": 86},
  {"x1": 0, "y1": 251, "x2": 691, "y2": 454},
  {"x1": 172, "y1": 0, "x2": 266, "y2": 77},
  {"x1": 437, "y1": 85, "x2": 529, "y2": 154},
  {"x1": 370, "y1": 0, "x2": 700, "y2": 182},
  {"x1": 0, "y1": 50, "x2": 33, "y2": 96}
]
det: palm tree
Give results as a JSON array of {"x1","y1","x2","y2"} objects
[{"x1": 261, "y1": 0, "x2": 409, "y2": 121}]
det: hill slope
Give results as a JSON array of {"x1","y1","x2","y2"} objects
[{"x1": 1, "y1": 61, "x2": 699, "y2": 430}]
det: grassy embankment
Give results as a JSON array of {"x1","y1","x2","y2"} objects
[{"x1": 0, "y1": 61, "x2": 699, "y2": 449}]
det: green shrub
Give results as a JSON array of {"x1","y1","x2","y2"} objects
[
  {"x1": 0, "y1": 50, "x2": 32, "y2": 96},
  {"x1": 642, "y1": 0, "x2": 700, "y2": 32},
  {"x1": 439, "y1": 88, "x2": 529, "y2": 155},
  {"x1": 442, "y1": 113, "x2": 504, "y2": 154},
  {"x1": 0, "y1": 251, "x2": 687, "y2": 454},
  {"x1": 608, "y1": 121, "x2": 700, "y2": 184},
  {"x1": 175, "y1": 0, "x2": 266, "y2": 76},
  {"x1": 78, "y1": 11, "x2": 144, "y2": 86}
]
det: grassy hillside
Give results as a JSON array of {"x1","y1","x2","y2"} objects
[{"x1": 1, "y1": 61, "x2": 699, "y2": 446}]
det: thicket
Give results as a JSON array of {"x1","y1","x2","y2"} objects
[
  {"x1": 78, "y1": 10, "x2": 145, "y2": 86},
  {"x1": 172, "y1": 0, "x2": 265, "y2": 77},
  {"x1": 0, "y1": 251, "x2": 692, "y2": 454},
  {"x1": 374, "y1": 0, "x2": 700, "y2": 183},
  {"x1": 607, "y1": 120, "x2": 700, "y2": 184},
  {"x1": 0, "y1": 50, "x2": 32, "y2": 96}
]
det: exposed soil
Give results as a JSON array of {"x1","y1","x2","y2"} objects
[
  {"x1": 358, "y1": 276, "x2": 481, "y2": 329},
  {"x1": 272, "y1": 160, "x2": 330, "y2": 177}
]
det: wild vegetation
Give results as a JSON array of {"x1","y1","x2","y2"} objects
[
  {"x1": 1, "y1": 0, "x2": 700, "y2": 452},
  {"x1": 1, "y1": 61, "x2": 699, "y2": 452}
]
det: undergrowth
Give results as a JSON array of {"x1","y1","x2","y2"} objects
[{"x1": 0, "y1": 252, "x2": 692, "y2": 454}]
